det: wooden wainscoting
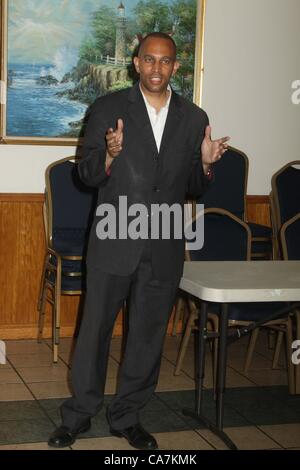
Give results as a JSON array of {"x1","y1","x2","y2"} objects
[
  {"x1": 246, "y1": 195, "x2": 271, "y2": 227},
  {"x1": 0, "y1": 194, "x2": 270, "y2": 340}
]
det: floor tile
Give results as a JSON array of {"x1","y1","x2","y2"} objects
[
  {"x1": 71, "y1": 436, "x2": 134, "y2": 450},
  {"x1": 245, "y1": 369, "x2": 288, "y2": 386},
  {"x1": 0, "y1": 384, "x2": 33, "y2": 401},
  {"x1": 46, "y1": 338, "x2": 75, "y2": 353},
  {"x1": 140, "y1": 410, "x2": 190, "y2": 433},
  {"x1": 0, "y1": 442, "x2": 69, "y2": 450},
  {"x1": 28, "y1": 381, "x2": 71, "y2": 399},
  {"x1": 159, "y1": 358, "x2": 184, "y2": 376},
  {"x1": 157, "y1": 390, "x2": 196, "y2": 410},
  {"x1": 154, "y1": 430, "x2": 213, "y2": 450},
  {"x1": 17, "y1": 365, "x2": 69, "y2": 383},
  {"x1": 0, "y1": 334, "x2": 299, "y2": 451},
  {"x1": 198, "y1": 426, "x2": 281, "y2": 450},
  {"x1": 224, "y1": 387, "x2": 298, "y2": 426},
  {"x1": 38, "y1": 398, "x2": 66, "y2": 412},
  {"x1": 58, "y1": 351, "x2": 73, "y2": 365},
  {"x1": 109, "y1": 349, "x2": 122, "y2": 363},
  {"x1": 8, "y1": 353, "x2": 64, "y2": 368},
  {"x1": 224, "y1": 368, "x2": 257, "y2": 388},
  {"x1": 6, "y1": 341, "x2": 50, "y2": 355},
  {"x1": 106, "y1": 359, "x2": 120, "y2": 379},
  {"x1": 0, "y1": 419, "x2": 55, "y2": 445},
  {"x1": 0, "y1": 369, "x2": 23, "y2": 384},
  {"x1": 0, "y1": 401, "x2": 46, "y2": 422},
  {"x1": 155, "y1": 374, "x2": 195, "y2": 392},
  {"x1": 227, "y1": 350, "x2": 273, "y2": 371},
  {"x1": 104, "y1": 377, "x2": 117, "y2": 395},
  {"x1": 259, "y1": 423, "x2": 300, "y2": 448},
  {"x1": 0, "y1": 361, "x2": 12, "y2": 370}
]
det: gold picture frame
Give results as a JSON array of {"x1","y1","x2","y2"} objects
[{"x1": 0, "y1": 0, "x2": 205, "y2": 146}]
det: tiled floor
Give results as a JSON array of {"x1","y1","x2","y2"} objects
[{"x1": 0, "y1": 330, "x2": 299, "y2": 450}]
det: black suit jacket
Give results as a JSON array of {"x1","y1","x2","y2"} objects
[{"x1": 79, "y1": 82, "x2": 210, "y2": 281}]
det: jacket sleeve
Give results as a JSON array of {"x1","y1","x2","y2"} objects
[
  {"x1": 78, "y1": 101, "x2": 110, "y2": 187},
  {"x1": 186, "y1": 110, "x2": 211, "y2": 198}
]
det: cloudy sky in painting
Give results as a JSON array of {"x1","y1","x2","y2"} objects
[{"x1": 8, "y1": 0, "x2": 144, "y2": 63}]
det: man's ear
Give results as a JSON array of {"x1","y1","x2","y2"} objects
[
  {"x1": 133, "y1": 56, "x2": 140, "y2": 74},
  {"x1": 172, "y1": 61, "x2": 180, "y2": 76}
]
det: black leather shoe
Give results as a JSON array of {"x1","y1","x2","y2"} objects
[
  {"x1": 48, "y1": 421, "x2": 91, "y2": 448},
  {"x1": 110, "y1": 423, "x2": 158, "y2": 450}
]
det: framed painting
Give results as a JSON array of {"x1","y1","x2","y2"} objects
[{"x1": 0, "y1": 0, "x2": 205, "y2": 145}]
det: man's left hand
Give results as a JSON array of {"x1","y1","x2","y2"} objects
[{"x1": 201, "y1": 126, "x2": 230, "y2": 172}]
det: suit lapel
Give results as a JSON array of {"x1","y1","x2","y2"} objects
[
  {"x1": 128, "y1": 83, "x2": 158, "y2": 158},
  {"x1": 127, "y1": 83, "x2": 184, "y2": 159},
  {"x1": 159, "y1": 91, "x2": 183, "y2": 156}
]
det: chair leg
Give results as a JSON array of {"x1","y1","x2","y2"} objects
[
  {"x1": 244, "y1": 328, "x2": 260, "y2": 374},
  {"x1": 38, "y1": 270, "x2": 46, "y2": 312},
  {"x1": 174, "y1": 309, "x2": 196, "y2": 376},
  {"x1": 53, "y1": 266, "x2": 62, "y2": 364},
  {"x1": 37, "y1": 283, "x2": 48, "y2": 343},
  {"x1": 285, "y1": 316, "x2": 295, "y2": 394},
  {"x1": 272, "y1": 331, "x2": 284, "y2": 369},
  {"x1": 172, "y1": 296, "x2": 185, "y2": 336},
  {"x1": 37, "y1": 256, "x2": 48, "y2": 342},
  {"x1": 268, "y1": 330, "x2": 276, "y2": 350}
]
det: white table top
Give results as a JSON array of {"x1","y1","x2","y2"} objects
[{"x1": 180, "y1": 261, "x2": 300, "y2": 303}]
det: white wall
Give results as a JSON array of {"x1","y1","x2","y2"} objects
[
  {"x1": 0, "y1": 0, "x2": 299, "y2": 194},
  {"x1": 0, "y1": 145, "x2": 78, "y2": 193},
  {"x1": 202, "y1": 0, "x2": 300, "y2": 194}
]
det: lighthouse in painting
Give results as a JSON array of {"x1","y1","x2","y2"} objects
[{"x1": 115, "y1": 2, "x2": 126, "y2": 63}]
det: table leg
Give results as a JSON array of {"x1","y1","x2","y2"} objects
[
  {"x1": 216, "y1": 303, "x2": 229, "y2": 430},
  {"x1": 182, "y1": 301, "x2": 237, "y2": 450},
  {"x1": 295, "y1": 310, "x2": 300, "y2": 394},
  {"x1": 196, "y1": 301, "x2": 209, "y2": 415}
]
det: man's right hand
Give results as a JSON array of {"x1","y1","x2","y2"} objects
[{"x1": 106, "y1": 119, "x2": 124, "y2": 159}]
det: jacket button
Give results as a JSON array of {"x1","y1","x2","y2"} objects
[{"x1": 153, "y1": 187, "x2": 160, "y2": 192}]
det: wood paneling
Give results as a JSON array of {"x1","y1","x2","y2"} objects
[
  {"x1": 246, "y1": 195, "x2": 271, "y2": 227},
  {"x1": 0, "y1": 194, "x2": 271, "y2": 339}
]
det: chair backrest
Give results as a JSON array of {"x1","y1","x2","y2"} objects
[
  {"x1": 187, "y1": 208, "x2": 251, "y2": 262},
  {"x1": 198, "y1": 146, "x2": 249, "y2": 221},
  {"x1": 280, "y1": 213, "x2": 300, "y2": 260},
  {"x1": 271, "y1": 161, "x2": 300, "y2": 230},
  {"x1": 45, "y1": 156, "x2": 97, "y2": 249}
]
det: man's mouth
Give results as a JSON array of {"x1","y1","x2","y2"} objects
[{"x1": 149, "y1": 76, "x2": 163, "y2": 84}]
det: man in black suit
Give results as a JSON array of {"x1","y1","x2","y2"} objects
[{"x1": 48, "y1": 32, "x2": 229, "y2": 449}]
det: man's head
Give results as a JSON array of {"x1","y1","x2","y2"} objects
[{"x1": 133, "y1": 32, "x2": 179, "y2": 95}]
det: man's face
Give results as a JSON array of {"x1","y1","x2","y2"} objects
[{"x1": 134, "y1": 37, "x2": 179, "y2": 94}]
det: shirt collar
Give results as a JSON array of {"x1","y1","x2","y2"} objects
[{"x1": 139, "y1": 83, "x2": 172, "y2": 113}]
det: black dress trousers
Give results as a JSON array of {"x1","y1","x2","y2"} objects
[{"x1": 60, "y1": 240, "x2": 179, "y2": 431}]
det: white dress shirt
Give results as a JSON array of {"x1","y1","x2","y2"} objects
[{"x1": 140, "y1": 84, "x2": 172, "y2": 152}]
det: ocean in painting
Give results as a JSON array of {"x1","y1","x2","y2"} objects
[
  {"x1": 6, "y1": 0, "x2": 197, "y2": 138},
  {"x1": 7, "y1": 62, "x2": 87, "y2": 137}
]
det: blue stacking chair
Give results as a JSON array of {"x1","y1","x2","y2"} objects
[
  {"x1": 175, "y1": 208, "x2": 294, "y2": 391},
  {"x1": 198, "y1": 147, "x2": 273, "y2": 259},
  {"x1": 37, "y1": 157, "x2": 97, "y2": 362},
  {"x1": 271, "y1": 160, "x2": 300, "y2": 257},
  {"x1": 280, "y1": 212, "x2": 300, "y2": 393}
]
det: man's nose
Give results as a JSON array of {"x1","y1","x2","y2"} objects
[{"x1": 152, "y1": 60, "x2": 161, "y2": 72}]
